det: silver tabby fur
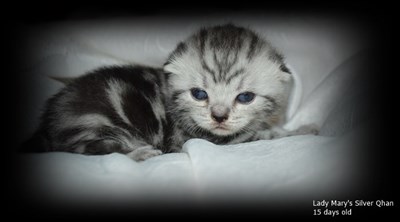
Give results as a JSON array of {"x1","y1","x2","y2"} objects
[{"x1": 26, "y1": 24, "x2": 299, "y2": 161}]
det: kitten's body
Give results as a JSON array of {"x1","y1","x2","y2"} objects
[
  {"x1": 25, "y1": 24, "x2": 311, "y2": 161},
  {"x1": 28, "y1": 66, "x2": 169, "y2": 160}
]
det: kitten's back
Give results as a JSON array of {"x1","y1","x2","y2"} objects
[{"x1": 23, "y1": 65, "x2": 169, "y2": 160}]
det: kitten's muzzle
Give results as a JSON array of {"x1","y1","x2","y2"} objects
[
  {"x1": 211, "y1": 113, "x2": 229, "y2": 123},
  {"x1": 211, "y1": 105, "x2": 230, "y2": 123}
]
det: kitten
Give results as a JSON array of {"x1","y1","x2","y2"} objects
[
  {"x1": 24, "y1": 24, "x2": 312, "y2": 161},
  {"x1": 164, "y1": 24, "x2": 295, "y2": 146}
]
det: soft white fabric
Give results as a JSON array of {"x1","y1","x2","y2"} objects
[{"x1": 18, "y1": 14, "x2": 369, "y2": 205}]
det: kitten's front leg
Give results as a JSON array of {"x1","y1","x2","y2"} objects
[
  {"x1": 85, "y1": 139, "x2": 162, "y2": 162},
  {"x1": 255, "y1": 124, "x2": 319, "y2": 140},
  {"x1": 291, "y1": 124, "x2": 319, "y2": 136},
  {"x1": 126, "y1": 145, "x2": 162, "y2": 161}
]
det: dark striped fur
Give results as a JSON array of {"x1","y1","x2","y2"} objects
[
  {"x1": 24, "y1": 66, "x2": 170, "y2": 161},
  {"x1": 24, "y1": 24, "x2": 295, "y2": 161}
]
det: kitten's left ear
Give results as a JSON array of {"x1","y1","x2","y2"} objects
[{"x1": 278, "y1": 64, "x2": 292, "y2": 83}]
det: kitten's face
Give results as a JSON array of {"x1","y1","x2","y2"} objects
[{"x1": 165, "y1": 25, "x2": 292, "y2": 137}]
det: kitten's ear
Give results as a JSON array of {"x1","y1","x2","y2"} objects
[
  {"x1": 279, "y1": 71, "x2": 292, "y2": 82},
  {"x1": 163, "y1": 63, "x2": 171, "y2": 72},
  {"x1": 278, "y1": 64, "x2": 292, "y2": 83},
  {"x1": 163, "y1": 62, "x2": 177, "y2": 75}
]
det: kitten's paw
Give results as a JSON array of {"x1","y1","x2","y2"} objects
[
  {"x1": 254, "y1": 124, "x2": 319, "y2": 141},
  {"x1": 254, "y1": 127, "x2": 290, "y2": 140},
  {"x1": 253, "y1": 130, "x2": 273, "y2": 140},
  {"x1": 126, "y1": 145, "x2": 162, "y2": 161},
  {"x1": 254, "y1": 127, "x2": 288, "y2": 140},
  {"x1": 293, "y1": 124, "x2": 319, "y2": 136}
]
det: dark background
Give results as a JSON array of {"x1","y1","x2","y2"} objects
[{"x1": 7, "y1": 2, "x2": 398, "y2": 219}]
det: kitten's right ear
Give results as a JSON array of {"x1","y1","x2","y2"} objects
[
  {"x1": 164, "y1": 41, "x2": 188, "y2": 73},
  {"x1": 163, "y1": 62, "x2": 177, "y2": 75}
]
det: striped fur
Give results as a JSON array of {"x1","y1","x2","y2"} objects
[
  {"x1": 26, "y1": 24, "x2": 296, "y2": 161},
  {"x1": 29, "y1": 65, "x2": 168, "y2": 161},
  {"x1": 164, "y1": 24, "x2": 293, "y2": 145}
]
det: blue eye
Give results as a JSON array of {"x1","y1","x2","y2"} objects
[
  {"x1": 191, "y1": 88, "x2": 208, "y2": 101},
  {"x1": 236, "y1": 92, "x2": 255, "y2": 104}
]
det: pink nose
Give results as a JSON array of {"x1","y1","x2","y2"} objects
[
  {"x1": 211, "y1": 105, "x2": 230, "y2": 123},
  {"x1": 211, "y1": 113, "x2": 228, "y2": 123}
]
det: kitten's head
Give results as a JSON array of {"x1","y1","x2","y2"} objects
[{"x1": 164, "y1": 24, "x2": 292, "y2": 137}]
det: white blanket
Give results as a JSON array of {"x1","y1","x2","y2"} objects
[{"x1": 17, "y1": 14, "x2": 371, "y2": 207}]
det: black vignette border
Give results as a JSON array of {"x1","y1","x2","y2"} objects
[{"x1": 8, "y1": 3, "x2": 399, "y2": 219}]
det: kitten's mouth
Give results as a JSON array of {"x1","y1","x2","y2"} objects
[
  {"x1": 211, "y1": 124, "x2": 234, "y2": 136},
  {"x1": 213, "y1": 122, "x2": 229, "y2": 130}
]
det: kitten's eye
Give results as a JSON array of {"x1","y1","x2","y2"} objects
[
  {"x1": 236, "y1": 92, "x2": 255, "y2": 104},
  {"x1": 191, "y1": 88, "x2": 208, "y2": 101}
]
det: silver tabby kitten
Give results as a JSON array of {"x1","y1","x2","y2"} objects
[{"x1": 25, "y1": 24, "x2": 299, "y2": 161}]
